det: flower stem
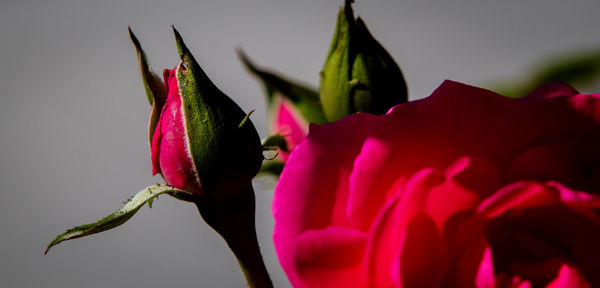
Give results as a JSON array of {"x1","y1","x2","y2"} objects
[{"x1": 195, "y1": 185, "x2": 273, "y2": 288}]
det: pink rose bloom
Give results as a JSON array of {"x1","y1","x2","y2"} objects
[{"x1": 273, "y1": 80, "x2": 600, "y2": 287}]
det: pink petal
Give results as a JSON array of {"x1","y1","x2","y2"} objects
[
  {"x1": 505, "y1": 139, "x2": 598, "y2": 192},
  {"x1": 475, "y1": 247, "x2": 495, "y2": 288},
  {"x1": 568, "y1": 93, "x2": 600, "y2": 124},
  {"x1": 520, "y1": 82, "x2": 578, "y2": 102},
  {"x1": 508, "y1": 259, "x2": 564, "y2": 287},
  {"x1": 478, "y1": 181, "x2": 557, "y2": 218},
  {"x1": 479, "y1": 94, "x2": 600, "y2": 178},
  {"x1": 478, "y1": 181, "x2": 600, "y2": 218},
  {"x1": 273, "y1": 112, "x2": 381, "y2": 287},
  {"x1": 150, "y1": 100, "x2": 165, "y2": 175},
  {"x1": 365, "y1": 168, "x2": 444, "y2": 287},
  {"x1": 446, "y1": 216, "x2": 489, "y2": 288},
  {"x1": 269, "y1": 97, "x2": 309, "y2": 161},
  {"x1": 426, "y1": 156, "x2": 501, "y2": 229},
  {"x1": 152, "y1": 68, "x2": 201, "y2": 193},
  {"x1": 349, "y1": 80, "x2": 518, "y2": 231},
  {"x1": 547, "y1": 264, "x2": 590, "y2": 288},
  {"x1": 293, "y1": 226, "x2": 368, "y2": 288},
  {"x1": 484, "y1": 203, "x2": 600, "y2": 287},
  {"x1": 396, "y1": 213, "x2": 447, "y2": 288},
  {"x1": 365, "y1": 157, "x2": 501, "y2": 288}
]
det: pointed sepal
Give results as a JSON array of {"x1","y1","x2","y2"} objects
[
  {"x1": 319, "y1": 0, "x2": 354, "y2": 122},
  {"x1": 129, "y1": 27, "x2": 168, "y2": 149},
  {"x1": 171, "y1": 27, "x2": 263, "y2": 195}
]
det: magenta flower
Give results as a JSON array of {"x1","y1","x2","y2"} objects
[{"x1": 273, "y1": 80, "x2": 600, "y2": 287}]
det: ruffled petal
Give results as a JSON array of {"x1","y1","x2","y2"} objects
[
  {"x1": 479, "y1": 94, "x2": 600, "y2": 188},
  {"x1": 366, "y1": 168, "x2": 444, "y2": 287},
  {"x1": 506, "y1": 139, "x2": 599, "y2": 192},
  {"x1": 366, "y1": 157, "x2": 501, "y2": 287},
  {"x1": 396, "y1": 214, "x2": 447, "y2": 288},
  {"x1": 427, "y1": 156, "x2": 501, "y2": 229},
  {"x1": 485, "y1": 203, "x2": 600, "y2": 286}
]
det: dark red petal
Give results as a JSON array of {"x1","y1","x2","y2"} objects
[
  {"x1": 486, "y1": 204, "x2": 600, "y2": 287},
  {"x1": 479, "y1": 94, "x2": 600, "y2": 180},
  {"x1": 366, "y1": 168, "x2": 443, "y2": 287},
  {"x1": 397, "y1": 214, "x2": 448, "y2": 288},
  {"x1": 547, "y1": 264, "x2": 590, "y2": 288},
  {"x1": 150, "y1": 103, "x2": 166, "y2": 175},
  {"x1": 293, "y1": 227, "x2": 368, "y2": 288},
  {"x1": 520, "y1": 82, "x2": 578, "y2": 102},
  {"x1": 506, "y1": 140, "x2": 598, "y2": 192}
]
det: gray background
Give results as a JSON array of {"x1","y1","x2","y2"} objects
[{"x1": 2, "y1": 0, "x2": 600, "y2": 287}]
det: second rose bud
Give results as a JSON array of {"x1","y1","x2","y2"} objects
[{"x1": 320, "y1": 0, "x2": 408, "y2": 122}]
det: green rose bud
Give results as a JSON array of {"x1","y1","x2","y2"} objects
[{"x1": 320, "y1": 0, "x2": 408, "y2": 122}]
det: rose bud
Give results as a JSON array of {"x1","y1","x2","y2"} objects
[
  {"x1": 320, "y1": 0, "x2": 408, "y2": 122},
  {"x1": 238, "y1": 50, "x2": 327, "y2": 164},
  {"x1": 131, "y1": 28, "x2": 272, "y2": 287},
  {"x1": 130, "y1": 27, "x2": 263, "y2": 197}
]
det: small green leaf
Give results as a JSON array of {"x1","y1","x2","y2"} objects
[
  {"x1": 238, "y1": 49, "x2": 328, "y2": 125},
  {"x1": 44, "y1": 185, "x2": 194, "y2": 255}
]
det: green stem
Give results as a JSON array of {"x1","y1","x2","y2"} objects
[{"x1": 195, "y1": 185, "x2": 273, "y2": 288}]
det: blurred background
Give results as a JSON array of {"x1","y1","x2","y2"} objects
[{"x1": 2, "y1": 0, "x2": 600, "y2": 287}]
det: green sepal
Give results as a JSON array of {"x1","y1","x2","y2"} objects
[
  {"x1": 44, "y1": 184, "x2": 194, "y2": 255},
  {"x1": 351, "y1": 18, "x2": 407, "y2": 113},
  {"x1": 172, "y1": 27, "x2": 263, "y2": 195},
  {"x1": 262, "y1": 134, "x2": 290, "y2": 153},
  {"x1": 238, "y1": 50, "x2": 327, "y2": 125},
  {"x1": 129, "y1": 28, "x2": 167, "y2": 148},
  {"x1": 319, "y1": 0, "x2": 354, "y2": 122}
]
